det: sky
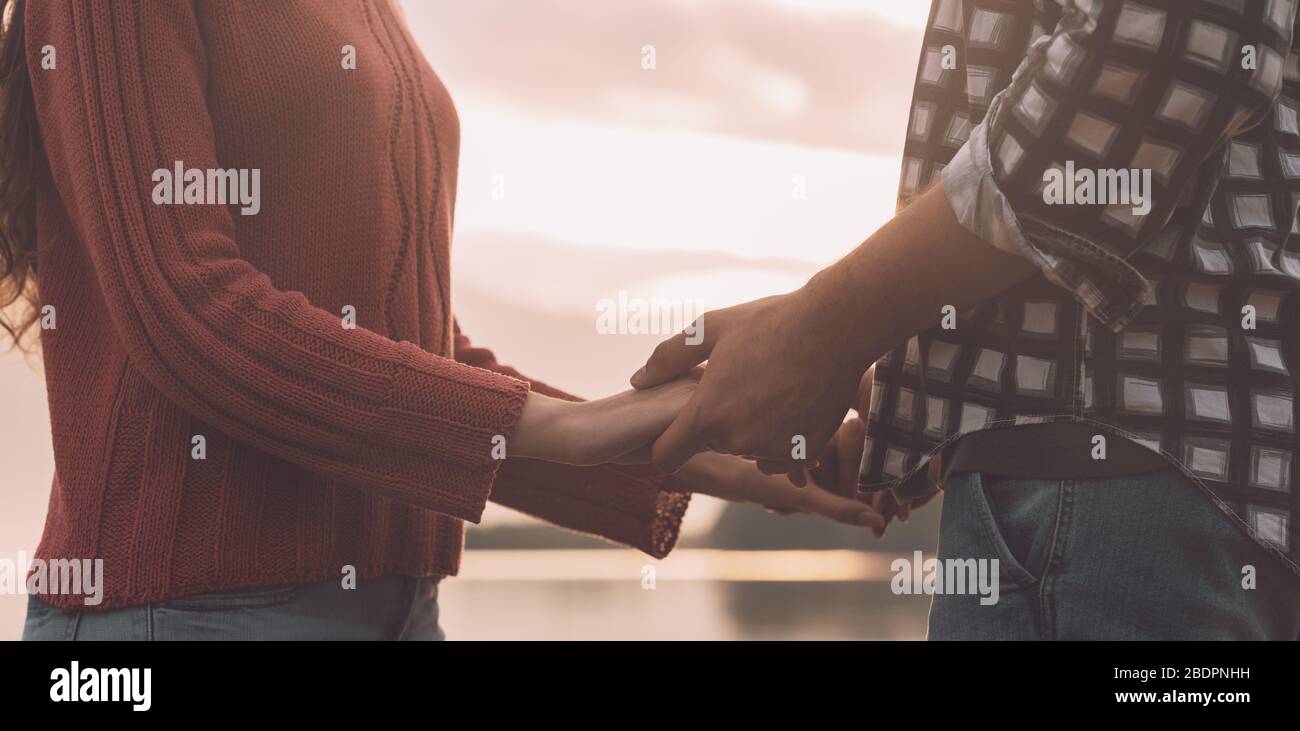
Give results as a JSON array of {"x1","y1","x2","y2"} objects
[
  {"x1": 0, "y1": 0, "x2": 929, "y2": 637},
  {"x1": 406, "y1": 0, "x2": 927, "y2": 378},
  {"x1": 433, "y1": 0, "x2": 924, "y2": 266}
]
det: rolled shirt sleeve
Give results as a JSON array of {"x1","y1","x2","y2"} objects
[{"x1": 940, "y1": 0, "x2": 1297, "y2": 332}]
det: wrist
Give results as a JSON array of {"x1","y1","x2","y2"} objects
[
  {"x1": 510, "y1": 391, "x2": 577, "y2": 461},
  {"x1": 799, "y1": 191, "x2": 977, "y2": 368},
  {"x1": 793, "y1": 271, "x2": 881, "y2": 372}
]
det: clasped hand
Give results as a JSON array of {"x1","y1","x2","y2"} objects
[
  {"x1": 509, "y1": 368, "x2": 881, "y2": 527},
  {"x1": 623, "y1": 287, "x2": 927, "y2": 534}
]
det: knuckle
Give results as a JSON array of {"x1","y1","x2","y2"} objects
[{"x1": 649, "y1": 339, "x2": 675, "y2": 363}]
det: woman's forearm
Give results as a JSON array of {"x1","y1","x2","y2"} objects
[{"x1": 509, "y1": 379, "x2": 698, "y2": 465}]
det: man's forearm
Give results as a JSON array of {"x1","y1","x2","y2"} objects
[
  {"x1": 632, "y1": 184, "x2": 1042, "y2": 473},
  {"x1": 798, "y1": 184, "x2": 1038, "y2": 368}
]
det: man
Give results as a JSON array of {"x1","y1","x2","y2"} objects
[{"x1": 633, "y1": 0, "x2": 1300, "y2": 639}]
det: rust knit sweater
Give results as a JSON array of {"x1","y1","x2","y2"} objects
[{"x1": 25, "y1": 0, "x2": 689, "y2": 610}]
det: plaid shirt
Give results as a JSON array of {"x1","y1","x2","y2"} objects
[{"x1": 858, "y1": 0, "x2": 1300, "y2": 574}]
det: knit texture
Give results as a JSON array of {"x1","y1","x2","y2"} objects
[{"x1": 26, "y1": 0, "x2": 688, "y2": 611}]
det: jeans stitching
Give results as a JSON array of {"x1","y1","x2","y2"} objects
[
  {"x1": 64, "y1": 608, "x2": 80, "y2": 642},
  {"x1": 1037, "y1": 480, "x2": 1072, "y2": 641},
  {"x1": 159, "y1": 583, "x2": 309, "y2": 611}
]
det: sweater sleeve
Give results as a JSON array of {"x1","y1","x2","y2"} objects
[
  {"x1": 26, "y1": 1, "x2": 530, "y2": 522},
  {"x1": 453, "y1": 322, "x2": 690, "y2": 558}
]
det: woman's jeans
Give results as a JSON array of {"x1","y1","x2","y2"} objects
[
  {"x1": 22, "y1": 574, "x2": 444, "y2": 641},
  {"x1": 929, "y1": 469, "x2": 1300, "y2": 640}
]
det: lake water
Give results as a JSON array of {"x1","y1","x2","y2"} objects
[{"x1": 437, "y1": 549, "x2": 932, "y2": 641}]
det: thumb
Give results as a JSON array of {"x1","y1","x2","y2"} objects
[
  {"x1": 651, "y1": 398, "x2": 707, "y2": 474},
  {"x1": 631, "y1": 316, "x2": 717, "y2": 389}
]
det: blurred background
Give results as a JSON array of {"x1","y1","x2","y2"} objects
[{"x1": 1, "y1": 0, "x2": 940, "y2": 640}]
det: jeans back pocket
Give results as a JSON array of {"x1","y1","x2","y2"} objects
[{"x1": 159, "y1": 583, "x2": 308, "y2": 611}]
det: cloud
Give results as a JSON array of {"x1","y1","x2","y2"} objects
[
  {"x1": 453, "y1": 229, "x2": 820, "y2": 315},
  {"x1": 402, "y1": 0, "x2": 924, "y2": 154}
]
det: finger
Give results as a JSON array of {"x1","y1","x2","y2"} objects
[
  {"x1": 871, "y1": 491, "x2": 896, "y2": 538},
  {"x1": 651, "y1": 399, "x2": 708, "y2": 474},
  {"x1": 807, "y1": 426, "x2": 839, "y2": 490},
  {"x1": 630, "y1": 317, "x2": 718, "y2": 390},
  {"x1": 854, "y1": 364, "x2": 875, "y2": 415},
  {"x1": 808, "y1": 444, "x2": 838, "y2": 491},
  {"x1": 803, "y1": 485, "x2": 884, "y2": 528},
  {"x1": 756, "y1": 459, "x2": 785, "y2": 476},
  {"x1": 834, "y1": 418, "x2": 866, "y2": 498}
]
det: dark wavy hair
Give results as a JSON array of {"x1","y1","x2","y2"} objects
[{"x1": 0, "y1": 0, "x2": 42, "y2": 351}]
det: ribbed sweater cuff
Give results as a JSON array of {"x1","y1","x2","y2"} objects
[
  {"x1": 365, "y1": 351, "x2": 531, "y2": 521},
  {"x1": 491, "y1": 462, "x2": 691, "y2": 558}
]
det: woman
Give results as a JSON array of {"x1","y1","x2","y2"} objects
[{"x1": 0, "y1": 0, "x2": 879, "y2": 640}]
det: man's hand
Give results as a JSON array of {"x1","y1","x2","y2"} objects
[
  {"x1": 629, "y1": 186, "x2": 1036, "y2": 477},
  {"x1": 808, "y1": 368, "x2": 940, "y2": 537},
  {"x1": 629, "y1": 290, "x2": 874, "y2": 475},
  {"x1": 810, "y1": 427, "x2": 941, "y2": 537}
]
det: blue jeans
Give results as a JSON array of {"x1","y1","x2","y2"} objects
[
  {"x1": 928, "y1": 469, "x2": 1300, "y2": 640},
  {"x1": 22, "y1": 574, "x2": 444, "y2": 641}
]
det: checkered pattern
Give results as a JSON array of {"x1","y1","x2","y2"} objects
[{"x1": 860, "y1": 0, "x2": 1300, "y2": 573}]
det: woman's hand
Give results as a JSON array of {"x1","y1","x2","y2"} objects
[
  {"x1": 665, "y1": 451, "x2": 884, "y2": 528},
  {"x1": 509, "y1": 377, "x2": 699, "y2": 465},
  {"x1": 805, "y1": 366, "x2": 939, "y2": 537}
]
